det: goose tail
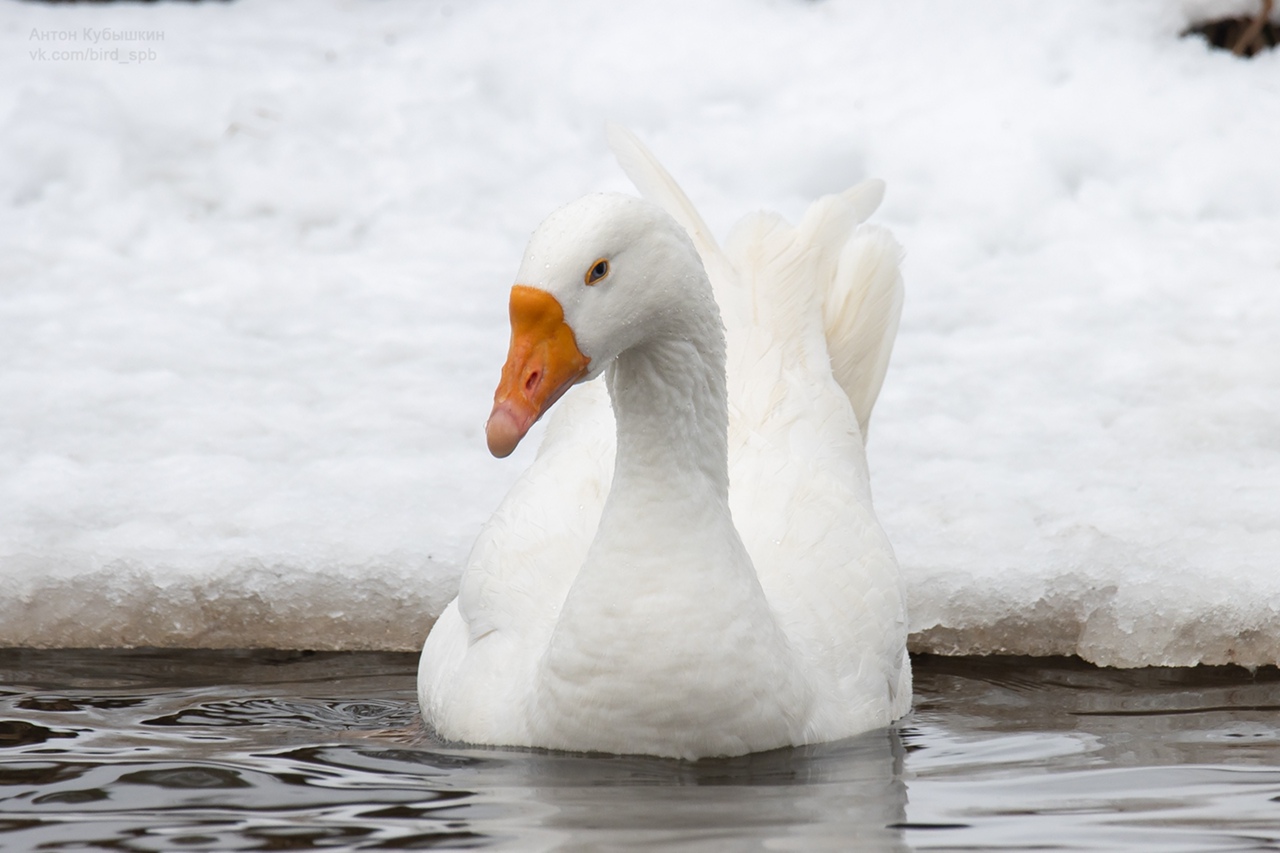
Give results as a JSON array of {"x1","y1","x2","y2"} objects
[
  {"x1": 821, "y1": 214, "x2": 905, "y2": 439},
  {"x1": 724, "y1": 182, "x2": 905, "y2": 439}
]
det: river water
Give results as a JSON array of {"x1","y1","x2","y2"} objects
[{"x1": 1, "y1": 650, "x2": 1278, "y2": 850}]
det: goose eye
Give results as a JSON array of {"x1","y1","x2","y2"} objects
[{"x1": 585, "y1": 259, "x2": 610, "y2": 286}]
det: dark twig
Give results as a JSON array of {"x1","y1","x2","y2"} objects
[{"x1": 1232, "y1": 0, "x2": 1275, "y2": 56}]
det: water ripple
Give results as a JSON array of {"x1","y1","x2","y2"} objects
[{"x1": 0, "y1": 650, "x2": 1277, "y2": 850}]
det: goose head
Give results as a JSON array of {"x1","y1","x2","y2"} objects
[{"x1": 485, "y1": 192, "x2": 710, "y2": 458}]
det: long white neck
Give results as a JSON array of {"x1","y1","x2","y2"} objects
[
  {"x1": 531, "y1": 259, "x2": 813, "y2": 758},
  {"x1": 605, "y1": 304, "x2": 729, "y2": 514}
]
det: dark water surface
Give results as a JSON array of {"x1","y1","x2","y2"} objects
[{"x1": 1, "y1": 650, "x2": 1279, "y2": 851}]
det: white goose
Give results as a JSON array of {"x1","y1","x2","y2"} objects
[{"x1": 419, "y1": 127, "x2": 910, "y2": 760}]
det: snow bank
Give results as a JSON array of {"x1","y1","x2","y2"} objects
[{"x1": 2, "y1": 0, "x2": 1277, "y2": 665}]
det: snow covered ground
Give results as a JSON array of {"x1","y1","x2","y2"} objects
[{"x1": 2, "y1": 0, "x2": 1277, "y2": 666}]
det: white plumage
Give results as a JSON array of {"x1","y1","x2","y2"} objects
[{"x1": 418, "y1": 127, "x2": 910, "y2": 760}]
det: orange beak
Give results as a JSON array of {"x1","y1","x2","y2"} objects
[{"x1": 485, "y1": 285, "x2": 591, "y2": 458}]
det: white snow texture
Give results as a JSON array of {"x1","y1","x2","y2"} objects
[{"x1": 2, "y1": 0, "x2": 1277, "y2": 666}]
